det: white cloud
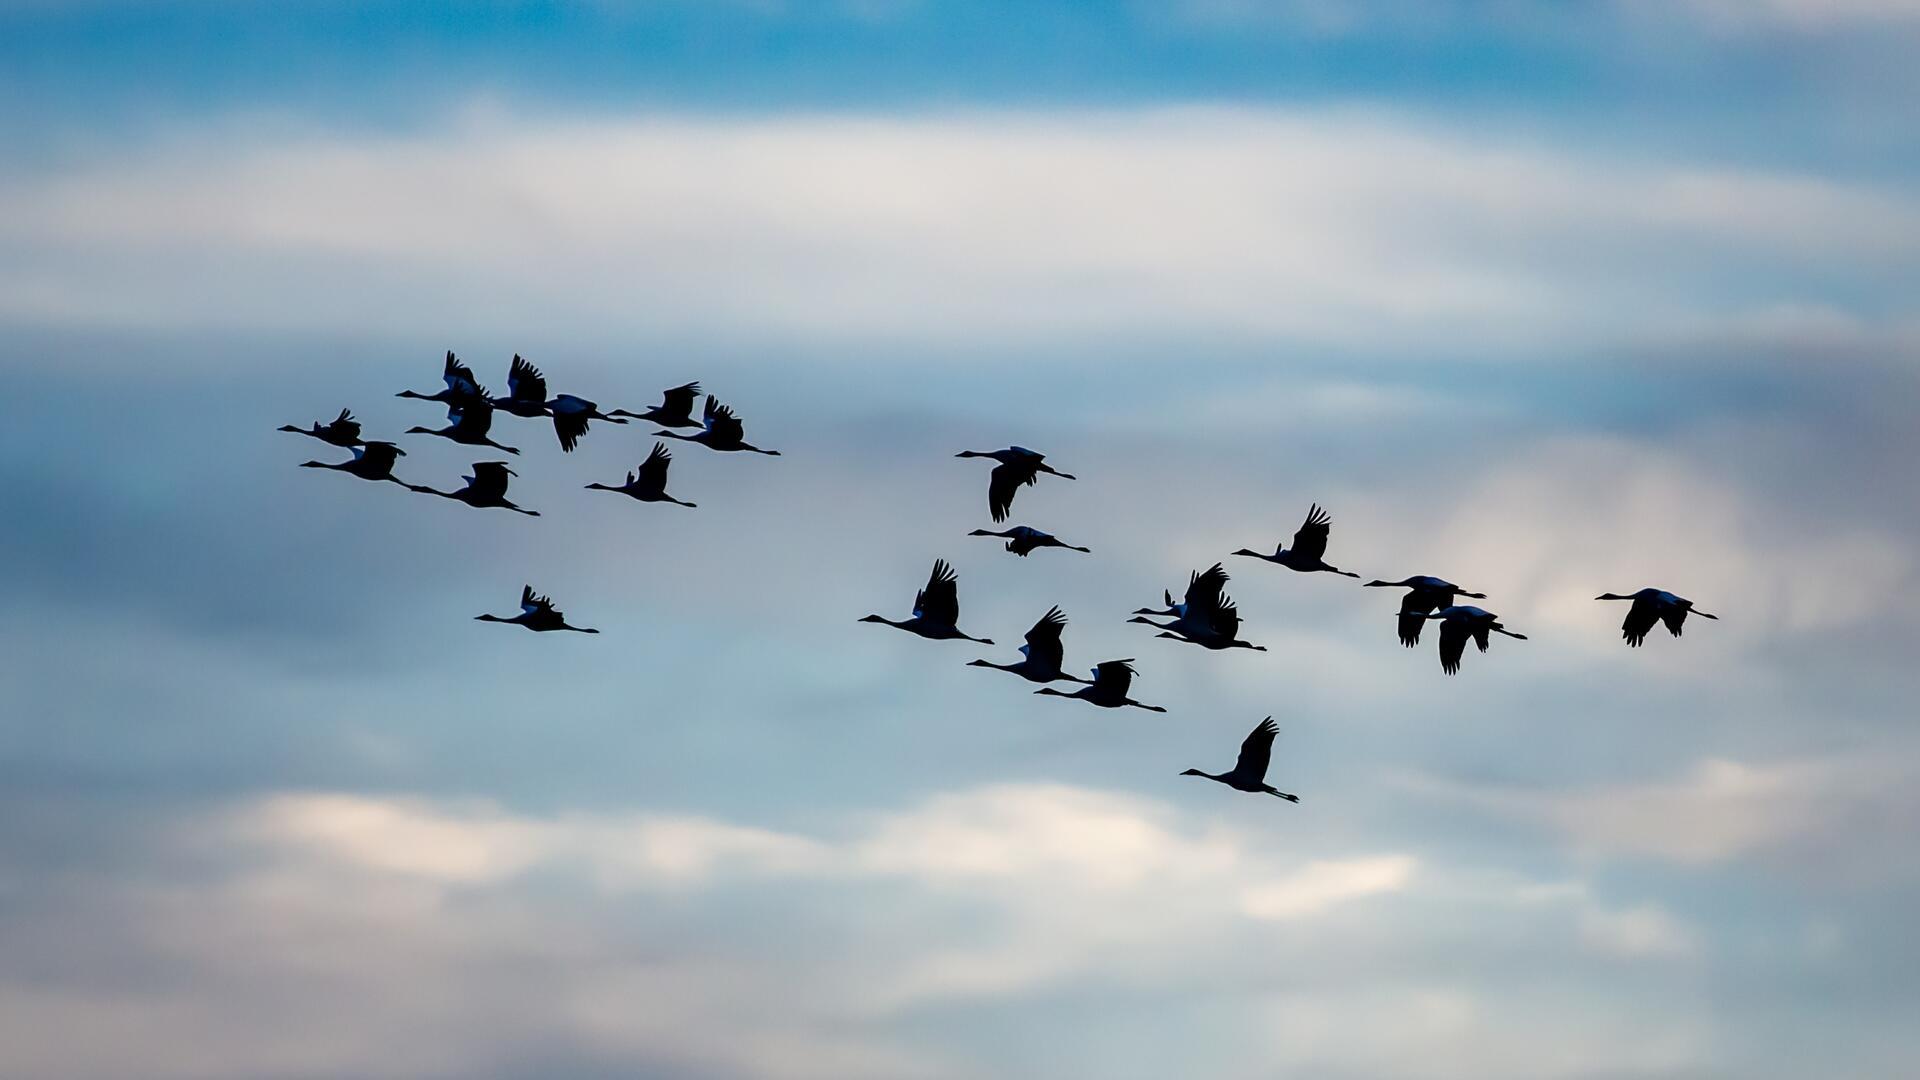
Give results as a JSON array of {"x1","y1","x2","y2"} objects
[{"x1": 1, "y1": 106, "x2": 1912, "y2": 351}]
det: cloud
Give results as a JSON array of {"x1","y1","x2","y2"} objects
[{"x1": 1, "y1": 106, "x2": 1912, "y2": 353}]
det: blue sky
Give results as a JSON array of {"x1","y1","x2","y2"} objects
[{"x1": 3, "y1": 2, "x2": 1920, "y2": 1078}]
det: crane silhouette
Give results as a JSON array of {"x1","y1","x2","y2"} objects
[
  {"x1": 1364, "y1": 576, "x2": 1487, "y2": 647},
  {"x1": 397, "y1": 351, "x2": 488, "y2": 410},
  {"x1": 610, "y1": 380, "x2": 704, "y2": 428},
  {"x1": 408, "y1": 462, "x2": 539, "y2": 516},
  {"x1": 297, "y1": 441, "x2": 412, "y2": 486},
  {"x1": 656, "y1": 396, "x2": 781, "y2": 455},
  {"x1": 405, "y1": 399, "x2": 521, "y2": 455},
  {"x1": 491, "y1": 354, "x2": 628, "y2": 452},
  {"x1": 1596, "y1": 588, "x2": 1718, "y2": 647},
  {"x1": 956, "y1": 447, "x2": 1074, "y2": 522},
  {"x1": 278, "y1": 408, "x2": 364, "y2": 448},
  {"x1": 1414, "y1": 605, "x2": 1528, "y2": 675},
  {"x1": 860, "y1": 559, "x2": 993, "y2": 644},
  {"x1": 967, "y1": 525, "x2": 1090, "y2": 557},
  {"x1": 1181, "y1": 717, "x2": 1298, "y2": 802},
  {"x1": 1034, "y1": 659, "x2": 1166, "y2": 712},
  {"x1": 475, "y1": 585, "x2": 598, "y2": 633},
  {"x1": 1233, "y1": 504, "x2": 1362, "y2": 578},
  {"x1": 968, "y1": 606, "x2": 1089, "y2": 684},
  {"x1": 585, "y1": 442, "x2": 696, "y2": 507}
]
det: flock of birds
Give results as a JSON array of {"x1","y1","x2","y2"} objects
[{"x1": 283, "y1": 352, "x2": 1720, "y2": 805}]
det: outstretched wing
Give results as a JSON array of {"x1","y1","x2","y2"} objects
[
  {"x1": 705, "y1": 398, "x2": 746, "y2": 444},
  {"x1": 986, "y1": 460, "x2": 1038, "y2": 523},
  {"x1": 519, "y1": 585, "x2": 538, "y2": 614},
  {"x1": 1622, "y1": 595, "x2": 1659, "y2": 647},
  {"x1": 469, "y1": 461, "x2": 513, "y2": 501},
  {"x1": 443, "y1": 351, "x2": 483, "y2": 398},
  {"x1": 506, "y1": 354, "x2": 548, "y2": 407},
  {"x1": 1185, "y1": 563, "x2": 1229, "y2": 615},
  {"x1": 1023, "y1": 606, "x2": 1068, "y2": 671},
  {"x1": 1397, "y1": 589, "x2": 1440, "y2": 648},
  {"x1": 1231, "y1": 717, "x2": 1279, "y2": 783},
  {"x1": 635, "y1": 442, "x2": 672, "y2": 493},
  {"x1": 1289, "y1": 503, "x2": 1333, "y2": 563},
  {"x1": 552, "y1": 410, "x2": 591, "y2": 452},
  {"x1": 1659, "y1": 604, "x2": 1690, "y2": 638},
  {"x1": 660, "y1": 381, "x2": 701, "y2": 419},
  {"x1": 1207, "y1": 596, "x2": 1243, "y2": 640},
  {"x1": 329, "y1": 409, "x2": 362, "y2": 441},
  {"x1": 450, "y1": 398, "x2": 496, "y2": 437},
  {"x1": 1091, "y1": 659, "x2": 1137, "y2": 695},
  {"x1": 916, "y1": 559, "x2": 961, "y2": 628},
  {"x1": 1438, "y1": 618, "x2": 1469, "y2": 675}
]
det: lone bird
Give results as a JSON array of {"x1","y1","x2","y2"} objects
[
  {"x1": 1233, "y1": 504, "x2": 1361, "y2": 578},
  {"x1": 968, "y1": 606, "x2": 1088, "y2": 685},
  {"x1": 1181, "y1": 717, "x2": 1299, "y2": 802},
  {"x1": 956, "y1": 447, "x2": 1075, "y2": 523},
  {"x1": 405, "y1": 399, "x2": 521, "y2": 455},
  {"x1": 1415, "y1": 606, "x2": 1528, "y2": 675},
  {"x1": 491, "y1": 354, "x2": 627, "y2": 452},
  {"x1": 397, "y1": 351, "x2": 488, "y2": 410},
  {"x1": 409, "y1": 461, "x2": 539, "y2": 516},
  {"x1": 656, "y1": 396, "x2": 781, "y2": 455},
  {"x1": 610, "y1": 381, "x2": 704, "y2": 428},
  {"x1": 585, "y1": 442, "x2": 696, "y2": 507},
  {"x1": 967, "y1": 525, "x2": 1090, "y2": 557},
  {"x1": 297, "y1": 441, "x2": 411, "y2": 486},
  {"x1": 1034, "y1": 659, "x2": 1166, "y2": 713},
  {"x1": 860, "y1": 559, "x2": 993, "y2": 644},
  {"x1": 1597, "y1": 588, "x2": 1718, "y2": 647},
  {"x1": 278, "y1": 408, "x2": 364, "y2": 448},
  {"x1": 475, "y1": 585, "x2": 598, "y2": 634},
  {"x1": 1364, "y1": 576, "x2": 1488, "y2": 647}
]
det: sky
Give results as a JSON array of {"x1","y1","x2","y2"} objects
[{"x1": 3, "y1": 2, "x2": 1919, "y2": 1077}]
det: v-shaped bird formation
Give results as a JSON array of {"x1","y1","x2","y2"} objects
[{"x1": 284, "y1": 349, "x2": 1723, "y2": 808}]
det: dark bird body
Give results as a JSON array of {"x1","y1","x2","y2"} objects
[
  {"x1": 475, "y1": 585, "x2": 598, "y2": 633},
  {"x1": 298, "y1": 441, "x2": 411, "y2": 486},
  {"x1": 409, "y1": 461, "x2": 538, "y2": 516},
  {"x1": 585, "y1": 442, "x2": 696, "y2": 507},
  {"x1": 1364, "y1": 575, "x2": 1487, "y2": 647},
  {"x1": 610, "y1": 381, "x2": 704, "y2": 428},
  {"x1": 279, "y1": 408, "x2": 364, "y2": 448},
  {"x1": 1182, "y1": 717, "x2": 1298, "y2": 802},
  {"x1": 1130, "y1": 563, "x2": 1266, "y2": 650},
  {"x1": 1597, "y1": 588, "x2": 1717, "y2": 647},
  {"x1": 968, "y1": 525, "x2": 1089, "y2": 557},
  {"x1": 969, "y1": 606, "x2": 1088, "y2": 684},
  {"x1": 1034, "y1": 659, "x2": 1166, "y2": 712},
  {"x1": 860, "y1": 559, "x2": 992, "y2": 644},
  {"x1": 1418, "y1": 605, "x2": 1528, "y2": 675},
  {"x1": 1234, "y1": 504, "x2": 1361, "y2": 577},
  {"x1": 657, "y1": 396, "x2": 781, "y2": 455},
  {"x1": 956, "y1": 447, "x2": 1074, "y2": 523}
]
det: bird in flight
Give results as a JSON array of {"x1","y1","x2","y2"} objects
[
  {"x1": 1130, "y1": 590, "x2": 1266, "y2": 652},
  {"x1": 409, "y1": 461, "x2": 539, "y2": 516},
  {"x1": 860, "y1": 559, "x2": 993, "y2": 644},
  {"x1": 1181, "y1": 717, "x2": 1299, "y2": 802},
  {"x1": 956, "y1": 447, "x2": 1075, "y2": 523},
  {"x1": 397, "y1": 351, "x2": 488, "y2": 410},
  {"x1": 297, "y1": 441, "x2": 412, "y2": 486},
  {"x1": 656, "y1": 396, "x2": 781, "y2": 455},
  {"x1": 1364, "y1": 575, "x2": 1487, "y2": 647},
  {"x1": 610, "y1": 381, "x2": 704, "y2": 428},
  {"x1": 1134, "y1": 563, "x2": 1230, "y2": 622},
  {"x1": 1596, "y1": 588, "x2": 1718, "y2": 647},
  {"x1": 405, "y1": 399, "x2": 521, "y2": 456},
  {"x1": 1034, "y1": 659, "x2": 1166, "y2": 712},
  {"x1": 278, "y1": 408, "x2": 364, "y2": 448},
  {"x1": 968, "y1": 606, "x2": 1089, "y2": 684},
  {"x1": 475, "y1": 585, "x2": 598, "y2": 633},
  {"x1": 967, "y1": 525, "x2": 1090, "y2": 557},
  {"x1": 1233, "y1": 504, "x2": 1362, "y2": 578},
  {"x1": 585, "y1": 442, "x2": 697, "y2": 507},
  {"x1": 1415, "y1": 605, "x2": 1528, "y2": 675},
  {"x1": 491, "y1": 354, "x2": 628, "y2": 452}
]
